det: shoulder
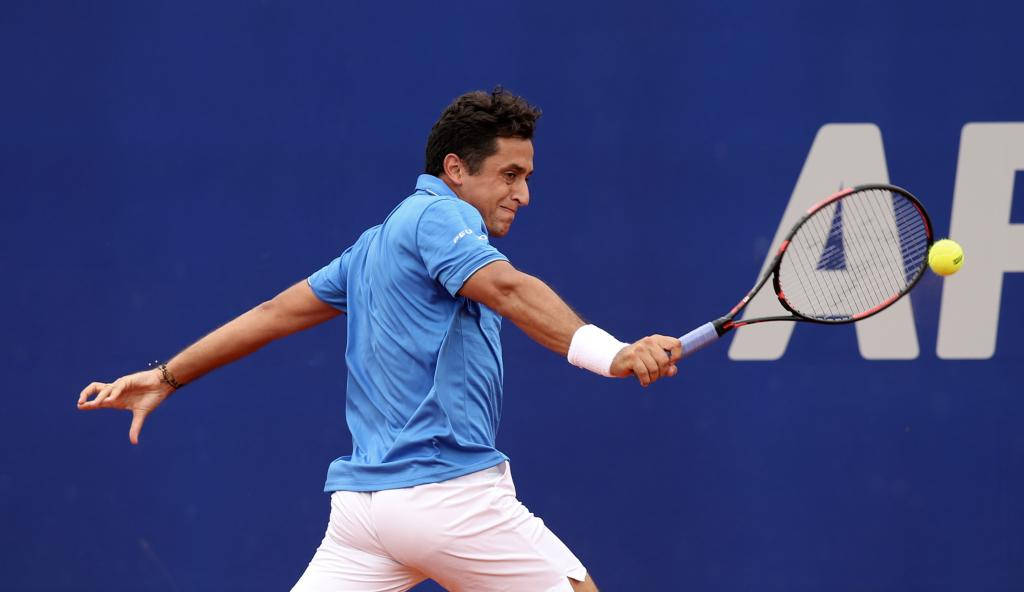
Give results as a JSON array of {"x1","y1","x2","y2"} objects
[
  {"x1": 344, "y1": 224, "x2": 382, "y2": 255},
  {"x1": 385, "y1": 194, "x2": 443, "y2": 226},
  {"x1": 402, "y1": 194, "x2": 474, "y2": 217},
  {"x1": 389, "y1": 195, "x2": 482, "y2": 232}
]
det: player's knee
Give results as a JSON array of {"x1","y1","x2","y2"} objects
[{"x1": 569, "y1": 573, "x2": 598, "y2": 592}]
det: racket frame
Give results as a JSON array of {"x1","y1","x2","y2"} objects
[{"x1": 705, "y1": 183, "x2": 934, "y2": 339}]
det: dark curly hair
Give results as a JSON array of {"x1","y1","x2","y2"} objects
[{"x1": 424, "y1": 87, "x2": 542, "y2": 177}]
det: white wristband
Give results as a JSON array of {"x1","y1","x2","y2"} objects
[{"x1": 567, "y1": 324, "x2": 627, "y2": 377}]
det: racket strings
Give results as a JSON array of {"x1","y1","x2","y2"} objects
[
  {"x1": 779, "y1": 188, "x2": 930, "y2": 321},
  {"x1": 810, "y1": 190, "x2": 906, "y2": 316},
  {"x1": 852, "y1": 193, "x2": 904, "y2": 300},
  {"x1": 803, "y1": 212, "x2": 848, "y2": 312}
]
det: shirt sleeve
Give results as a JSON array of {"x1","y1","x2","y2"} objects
[
  {"x1": 417, "y1": 199, "x2": 508, "y2": 297},
  {"x1": 307, "y1": 246, "x2": 352, "y2": 311}
]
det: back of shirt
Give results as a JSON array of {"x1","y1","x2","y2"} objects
[{"x1": 308, "y1": 175, "x2": 510, "y2": 492}]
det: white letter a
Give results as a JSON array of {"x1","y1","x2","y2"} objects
[{"x1": 728, "y1": 124, "x2": 921, "y2": 360}]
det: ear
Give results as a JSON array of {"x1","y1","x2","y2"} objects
[{"x1": 442, "y1": 153, "x2": 465, "y2": 185}]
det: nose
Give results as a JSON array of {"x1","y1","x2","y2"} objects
[{"x1": 514, "y1": 180, "x2": 530, "y2": 207}]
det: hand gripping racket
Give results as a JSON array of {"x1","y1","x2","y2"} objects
[{"x1": 678, "y1": 184, "x2": 933, "y2": 357}]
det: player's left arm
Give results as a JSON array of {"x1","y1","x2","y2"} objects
[
  {"x1": 459, "y1": 260, "x2": 681, "y2": 386},
  {"x1": 150, "y1": 279, "x2": 342, "y2": 387},
  {"x1": 77, "y1": 280, "x2": 341, "y2": 443}
]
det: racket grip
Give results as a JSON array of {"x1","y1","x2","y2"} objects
[{"x1": 679, "y1": 322, "x2": 719, "y2": 358}]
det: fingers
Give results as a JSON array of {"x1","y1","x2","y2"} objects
[
  {"x1": 626, "y1": 335, "x2": 682, "y2": 387},
  {"x1": 654, "y1": 335, "x2": 683, "y2": 362},
  {"x1": 628, "y1": 345, "x2": 665, "y2": 387},
  {"x1": 77, "y1": 382, "x2": 105, "y2": 407},
  {"x1": 78, "y1": 377, "x2": 132, "y2": 409},
  {"x1": 78, "y1": 373, "x2": 159, "y2": 445},
  {"x1": 129, "y1": 408, "x2": 148, "y2": 445},
  {"x1": 631, "y1": 353, "x2": 653, "y2": 386},
  {"x1": 646, "y1": 350, "x2": 664, "y2": 386},
  {"x1": 89, "y1": 380, "x2": 122, "y2": 408},
  {"x1": 106, "y1": 380, "x2": 128, "y2": 405}
]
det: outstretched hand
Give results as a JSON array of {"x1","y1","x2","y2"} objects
[
  {"x1": 77, "y1": 369, "x2": 175, "y2": 444},
  {"x1": 609, "y1": 335, "x2": 682, "y2": 387}
]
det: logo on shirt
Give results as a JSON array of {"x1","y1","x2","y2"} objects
[{"x1": 452, "y1": 228, "x2": 475, "y2": 245}]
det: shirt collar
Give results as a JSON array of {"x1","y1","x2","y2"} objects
[{"x1": 415, "y1": 174, "x2": 458, "y2": 198}]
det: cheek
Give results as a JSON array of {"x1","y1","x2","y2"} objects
[{"x1": 490, "y1": 187, "x2": 509, "y2": 209}]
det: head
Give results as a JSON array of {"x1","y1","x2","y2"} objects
[{"x1": 425, "y1": 87, "x2": 541, "y2": 237}]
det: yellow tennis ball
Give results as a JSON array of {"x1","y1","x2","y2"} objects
[{"x1": 928, "y1": 239, "x2": 964, "y2": 276}]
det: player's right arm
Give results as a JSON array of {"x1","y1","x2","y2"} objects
[
  {"x1": 77, "y1": 280, "x2": 341, "y2": 443},
  {"x1": 459, "y1": 260, "x2": 680, "y2": 386},
  {"x1": 416, "y1": 198, "x2": 678, "y2": 386}
]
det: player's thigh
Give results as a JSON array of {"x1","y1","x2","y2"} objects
[
  {"x1": 291, "y1": 491, "x2": 426, "y2": 592},
  {"x1": 571, "y1": 573, "x2": 599, "y2": 592},
  {"x1": 373, "y1": 462, "x2": 589, "y2": 592}
]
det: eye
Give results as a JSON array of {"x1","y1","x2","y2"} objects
[{"x1": 503, "y1": 171, "x2": 516, "y2": 183}]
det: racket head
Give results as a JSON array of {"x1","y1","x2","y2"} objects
[{"x1": 771, "y1": 184, "x2": 933, "y2": 324}]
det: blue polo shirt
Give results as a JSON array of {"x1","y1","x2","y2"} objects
[{"x1": 308, "y1": 175, "x2": 510, "y2": 492}]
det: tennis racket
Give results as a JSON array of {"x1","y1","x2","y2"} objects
[{"x1": 678, "y1": 183, "x2": 933, "y2": 357}]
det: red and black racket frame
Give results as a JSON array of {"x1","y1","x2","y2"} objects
[{"x1": 706, "y1": 183, "x2": 934, "y2": 339}]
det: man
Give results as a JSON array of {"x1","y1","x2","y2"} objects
[{"x1": 78, "y1": 88, "x2": 682, "y2": 591}]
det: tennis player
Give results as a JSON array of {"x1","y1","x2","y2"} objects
[{"x1": 78, "y1": 88, "x2": 682, "y2": 592}]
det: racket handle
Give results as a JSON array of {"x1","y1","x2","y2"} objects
[{"x1": 679, "y1": 322, "x2": 720, "y2": 358}]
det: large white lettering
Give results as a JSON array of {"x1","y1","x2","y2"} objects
[
  {"x1": 728, "y1": 124, "x2": 922, "y2": 360},
  {"x1": 937, "y1": 123, "x2": 1024, "y2": 359}
]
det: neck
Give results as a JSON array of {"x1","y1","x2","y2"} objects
[{"x1": 438, "y1": 174, "x2": 465, "y2": 201}]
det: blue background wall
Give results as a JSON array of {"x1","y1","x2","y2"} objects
[{"x1": 2, "y1": 1, "x2": 1022, "y2": 590}]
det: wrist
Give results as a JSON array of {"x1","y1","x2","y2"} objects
[
  {"x1": 567, "y1": 324, "x2": 627, "y2": 377},
  {"x1": 150, "y1": 370, "x2": 176, "y2": 396},
  {"x1": 149, "y1": 360, "x2": 185, "y2": 390}
]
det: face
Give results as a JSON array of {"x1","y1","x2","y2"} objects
[{"x1": 444, "y1": 137, "x2": 533, "y2": 238}]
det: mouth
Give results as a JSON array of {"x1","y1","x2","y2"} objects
[{"x1": 499, "y1": 206, "x2": 517, "y2": 216}]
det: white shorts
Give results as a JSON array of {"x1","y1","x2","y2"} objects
[{"x1": 291, "y1": 462, "x2": 587, "y2": 592}]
